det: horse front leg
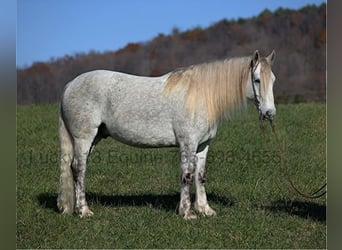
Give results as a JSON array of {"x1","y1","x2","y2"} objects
[
  {"x1": 179, "y1": 147, "x2": 198, "y2": 220},
  {"x1": 194, "y1": 142, "x2": 216, "y2": 216}
]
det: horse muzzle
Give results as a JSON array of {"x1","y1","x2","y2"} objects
[{"x1": 260, "y1": 109, "x2": 276, "y2": 121}]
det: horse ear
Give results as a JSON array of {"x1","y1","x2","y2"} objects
[
  {"x1": 267, "y1": 50, "x2": 276, "y2": 65},
  {"x1": 251, "y1": 50, "x2": 260, "y2": 67}
]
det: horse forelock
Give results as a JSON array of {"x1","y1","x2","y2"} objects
[{"x1": 164, "y1": 57, "x2": 251, "y2": 125}]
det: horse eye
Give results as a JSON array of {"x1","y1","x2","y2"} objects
[{"x1": 254, "y1": 79, "x2": 260, "y2": 84}]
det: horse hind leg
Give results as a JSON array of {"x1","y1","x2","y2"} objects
[
  {"x1": 72, "y1": 131, "x2": 98, "y2": 218},
  {"x1": 58, "y1": 115, "x2": 103, "y2": 217},
  {"x1": 57, "y1": 115, "x2": 75, "y2": 214}
]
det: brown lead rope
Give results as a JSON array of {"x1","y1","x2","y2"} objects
[{"x1": 267, "y1": 119, "x2": 327, "y2": 199}]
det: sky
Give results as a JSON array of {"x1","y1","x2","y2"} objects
[{"x1": 17, "y1": 0, "x2": 325, "y2": 68}]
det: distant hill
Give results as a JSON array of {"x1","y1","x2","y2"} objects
[{"x1": 17, "y1": 3, "x2": 326, "y2": 104}]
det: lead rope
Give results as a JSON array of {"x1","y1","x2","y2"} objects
[
  {"x1": 259, "y1": 117, "x2": 327, "y2": 199},
  {"x1": 263, "y1": 119, "x2": 327, "y2": 199}
]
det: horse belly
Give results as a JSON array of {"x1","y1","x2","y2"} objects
[
  {"x1": 104, "y1": 102, "x2": 177, "y2": 147},
  {"x1": 106, "y1": 120, "x2": 177, "y2": 147}
]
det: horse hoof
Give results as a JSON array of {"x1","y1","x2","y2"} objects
[
  {"x1": 183, "y1": 210, "x2": 198, "y2": 220},
  {"x1": 60, "y1": 207, "x2": 73, "y2": 215},
  {"x1": 204, "y1": 207, "x2": 217, "y2": 217},
  {"x1": 195, "y1": 204, "x2": 217, "y2": 217},
  {"x1": 57, "y1": 202, "x2": 73, "y2": 215},
  {"x1": 78, "y1": 206, "x2": 94, "y2": 218}
]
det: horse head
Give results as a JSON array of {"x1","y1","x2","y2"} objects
[{"x1": 247, "y1": 50, "x2": 276, "y2": 120}]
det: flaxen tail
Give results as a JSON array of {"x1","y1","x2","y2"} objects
[{"x1": 57, "y1": 110, "x2": 75, "y2": 214}]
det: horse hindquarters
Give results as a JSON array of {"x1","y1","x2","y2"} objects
[{"x1": 57, "y1": 114, "x2": 75, "y2": 214}]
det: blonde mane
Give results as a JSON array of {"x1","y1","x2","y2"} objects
[{"x1": 164, "y1": 56, "x2": 252, "y2": 125}]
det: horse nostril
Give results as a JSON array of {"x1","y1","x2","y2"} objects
[{"x1": 266, "y1": 110, "x2": 274, "y2": 119}]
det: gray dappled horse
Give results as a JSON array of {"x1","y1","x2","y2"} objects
[{"x1": 57, "y1": 50, "x2": 276, "y2": 219}]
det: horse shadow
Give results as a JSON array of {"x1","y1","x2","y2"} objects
[
  {"x1": 37, "y1": 192, "x2": 234, "y2": 213},
  {"x1": 37, "y1": 194, "x2": 325, "y2": 223},
  {"x1": 257, "y1": 199, "x2": 326, "y2": 223}
]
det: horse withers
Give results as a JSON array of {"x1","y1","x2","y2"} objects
[{"x1": 57, "y1": 50, "x2": 276, "y2": 219}]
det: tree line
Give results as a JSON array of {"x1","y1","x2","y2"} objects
[{"x1": 17, "y1": 3, "x2": 326, "y2": 105}]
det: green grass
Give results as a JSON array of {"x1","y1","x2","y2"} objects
[{"x1": 17, "y1": 103, "x2": 326, "y2": 249}]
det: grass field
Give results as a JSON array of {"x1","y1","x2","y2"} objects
[{"x1": 17, "y1": 103, "x2": 326, "y2": 249}]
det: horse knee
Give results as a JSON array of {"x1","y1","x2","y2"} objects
[
  {"x1": 181, "y1": 151, "x2": 197, "y2": 170},
  {"x1": 180, "y1": 150, "x2": 198, "y2": 185}
]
